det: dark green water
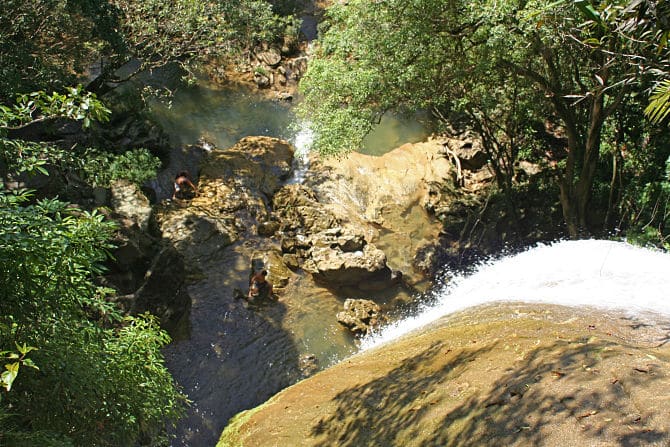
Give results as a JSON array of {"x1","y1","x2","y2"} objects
[{"x1": 149, "y1": 80, "x2": 432, "y2": 155}]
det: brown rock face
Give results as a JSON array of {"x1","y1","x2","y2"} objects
[
  {"x1": 219, "y1": 304, "x2": 670, "y2": 447},
  {"x1": 273, "y1": 185, "x2": 398, "y2": 290},
  {"x1": 154, "y1": 136, "x2": 295, "y2": 262},
  {"x1": 306, "y1": 238, "x2": 392, "y2": 287},
  {"x1": 306, "y1": 140, "x2": 453, "y2": 286},
  {"x1": 273, "y1": 183, "x2": 339, "y2": 234}
]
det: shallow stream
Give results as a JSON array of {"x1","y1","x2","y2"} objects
[
  {"x1": 150, "y1": 81, "x2": 433, "y2": 446},
  {"x1": 148, "y1": 80, "x2": 433, "y2": 155}
]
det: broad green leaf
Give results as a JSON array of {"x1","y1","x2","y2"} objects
[{"x1": 1, "y1": 362, "x2": 20, "y2": 391}]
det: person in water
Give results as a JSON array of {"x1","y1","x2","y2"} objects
[
  {"x1": 173, "y1": 171, "x2": 198, "y2": 200},
  {"x1": 247, "y1": 269, "x2": 275, "y2": 302}
]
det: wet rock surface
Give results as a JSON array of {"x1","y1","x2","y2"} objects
[
  {"x1": 306, "y1": 140, "x2": 454, "y2": 288},
  {"x1": 305, "y1": 227, "x2": 395, "y2": 289},
  {"x1": 153, "y1": 136, "x2": 294, "y2": 263},
  {"x1": 336, "y1": 298, "x2": 384, "y2": 335},
  {"x1": 110, "y1": 179, "x2": 153, "y2": 231},
  {"x1": 219, "y1": 304, "x2": 670, "y2": 447}
]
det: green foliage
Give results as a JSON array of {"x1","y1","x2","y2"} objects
[
  {"x1": 0, "y1": 139, "x2": 64, "y2": 177},
  {"x1": 645, "y1": 79, "x2": 670, "y2": 124},
  {"x1": 0, "y1": 86, "x2": 160, "y2": 189},
  {"x1": 0, "y1": 0, "x2": 125, "y2": 101},
  {"x1": 76, "y1": 147, "x2": 162, "y2": 187},
  {"x1": 0, "y1": 189, "x2": 185, "y2": 446},
  {"x1": 0, "y1": 86, "x2": 110, "y2": 130},
  {"x1": 618, "y1": 134, "x2": 670, "y2": 249},
  {"x1": 0, "y1": 86, "x2": 111, "y2": 177},
  {"x1": 299, "y1": 0, "x2": 467, "y2": 155},
  {"x1": 299, "y1": 0, "x2": 670, "y2": 237},
  {"x1": 0, "y1": 406, "x2": 75, "y2": 447},
  {"x1": 0, "y1": 0, "x2": 298, "y2": 99},
  {"x1": 0, "y1": 343, "x2": 39, "y2": 392}
]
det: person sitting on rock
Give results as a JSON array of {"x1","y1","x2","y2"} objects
[
  {"x1": 173, "y1": 171, "x2": 198, "y2": 200},
  {"x1": 247, "y1": 269, "x2": 275, "y2": 302}
]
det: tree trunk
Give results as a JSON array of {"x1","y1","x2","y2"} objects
[
  {"x1": 559, "y1": 178, "x2": 581, "y2": 238},
  {"x1": 554, "y1": 84, "x2": 607, "y2": 238}
]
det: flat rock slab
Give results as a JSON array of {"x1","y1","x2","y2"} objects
[{"x1": 219, "y1": 303, "x2": 670, "y2": 447}]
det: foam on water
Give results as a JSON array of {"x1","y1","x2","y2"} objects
[{"x1": 361, "y1": 239, "x2": 670, "y2": 351}]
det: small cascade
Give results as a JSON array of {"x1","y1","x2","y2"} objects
[
  {"x1": 287, "y1": 122, "x2": 313, "y2": 184},
  {"x1": 361, "y1": 239, "x2": 670, "y2": 351}
]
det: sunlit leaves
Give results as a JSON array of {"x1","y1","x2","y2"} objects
[
  {"x1": 299, "y1": 0, "x2": 465, "y2": 155},
  {"x1": 1, "y1": 85, "x2": 110, "y2": 128},
  {"x1": 0, "y1": 190, "x2": 184, "y2": 445},
  {"x1": 645, "y1": 79, "x2": 670, "y2": 124},
  {"x1": 0, "y1": 343, "x2": 38, "y2": 392},
  {"x1": 74, "y1": 147, "x2": 162, "y2": 187}
]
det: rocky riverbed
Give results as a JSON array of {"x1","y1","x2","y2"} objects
[
  {"x1": 112, "y1": 135, "x2": 467, "y2": 446},
  {"x1": 100, "y1": 130, "x2": 668, "y2": 447}
]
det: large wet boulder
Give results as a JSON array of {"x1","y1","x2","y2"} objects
[
  {"x1": 306, "y1": 140, "x2": 456, "y2": 287},
  {"x1": 201, "y1": 136, "x2": 294, "y2": 198},
  {"x1": 219, "y1": 304, "x2": 670, "y2": 447},
  {"x1": 273, "y1": 183, "x2": 339, "y2": 234},
  {"x1": 272, "y1": 185, "x2": 397, "y2": 290},
  {"x1": 154, "y1": 136, "x2": 294, "y2": 262},
  {"x1": 303, "y1": 227, "x2": 395, "y2": 289}
]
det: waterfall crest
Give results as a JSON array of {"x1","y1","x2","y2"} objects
[{"x1": 361, "y1": 239, "x2": 670, "y2": 350}]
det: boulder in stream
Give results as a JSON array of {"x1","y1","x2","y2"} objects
[
  {"x1": 154, "y1": 136, "x2": 294, "y2": 262},
  {"x1": 336, "y1": 298, "x2": 383, "y2": 336},
  {"x1": 304, "y1": 227, "x2": 397, "y2": 290},
  {"x1": 273, "y1": 183, "x2": 339, "y2": 234}
]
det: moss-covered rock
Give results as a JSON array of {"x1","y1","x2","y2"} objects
[{"x1": 219, "y1": 303, "x2": 670, "y2": 447}]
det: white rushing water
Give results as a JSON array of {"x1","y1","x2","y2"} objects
[
  {"x1": 287, "y1": 122, "x2": 313, "y2": 185},
  {"x1": 361, "y1": 239, "x2": 670, "y2": 351}
]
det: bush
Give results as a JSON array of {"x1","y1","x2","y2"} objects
[
  {"x1": 76, "y1": 147, "x2": 162, "y2": 188},
  {"x1": 0, "y1": 190, "x2": 185, "y2": 446}
]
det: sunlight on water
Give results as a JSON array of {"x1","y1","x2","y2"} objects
[
  {"x1": 361, "y1": 239, "x2": 670, "y2": 351},
  {"x1": 148, "y1": 83, "x2": 296, "y2": 148}
]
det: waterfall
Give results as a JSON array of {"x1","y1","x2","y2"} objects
[
  {"x1": 287, "y1": 122, "x2": 313, "y2": 185},
  {"x1": 361, "y1": 239, "x2": 670, "y2": 351}
]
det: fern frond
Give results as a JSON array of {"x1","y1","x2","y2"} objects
[{"x1": 645, "y1": 79, "x2": 670, "y2": 124}]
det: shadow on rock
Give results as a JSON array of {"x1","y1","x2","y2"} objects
[
  {"x1": 312, "y1": 336, "x2": 670, "y2": 447},
  {"x1": 310, "y1": 341, "x2": 493, "y2": 447}
]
